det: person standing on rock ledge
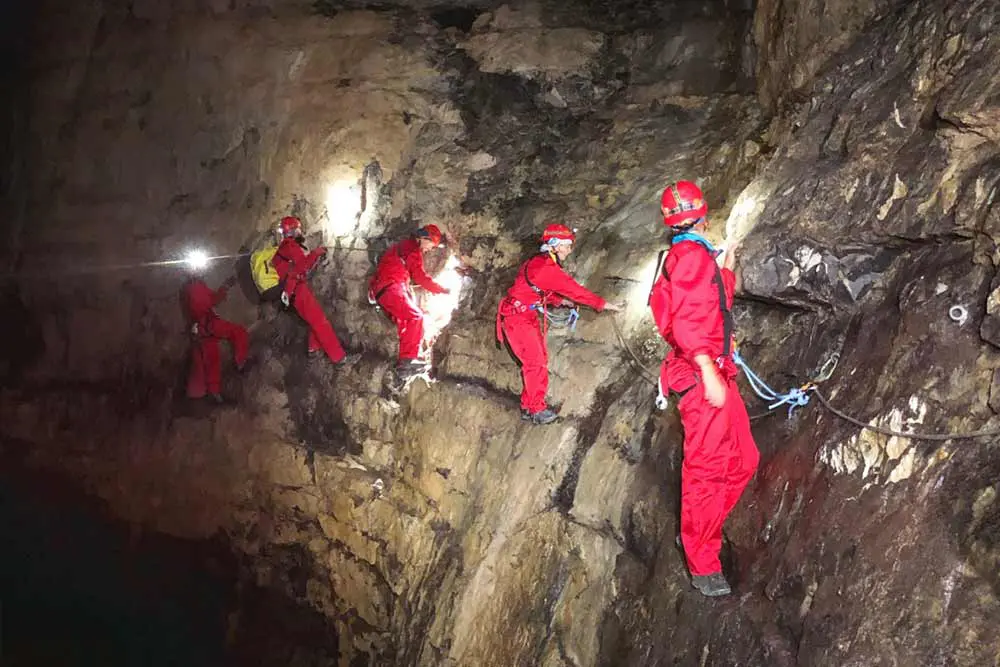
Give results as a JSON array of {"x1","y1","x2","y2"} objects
[
  {"x1": 183, "y1": 270, "x2": 249, "y2": 404},
  {"x1": 272, "y1": 216, "x2": 347, "y2": 364},
  {"x1": 368, "y1": 224, "x2": 451, "y2": 385},
  {"x1": 648, "y1": 180, "x2": 759, "y2": 597},
  {"x1": 497, "y1": 224, "x2": 622, "y2": 425}
]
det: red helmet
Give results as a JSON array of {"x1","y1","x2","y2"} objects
[
  {"x1": 541, "y1": 223, "x2": 576, "y2": 245},
  {"x1": 416, "y1": 224, "x2": 443, "y2": 246},
  {"x1": 279, "y1": 216, "x2": 303, "y2": 237},
  {"x1": 661, "y1": 181, "x2": 707, "y2": 227}
]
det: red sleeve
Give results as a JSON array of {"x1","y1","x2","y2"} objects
[
  {"x1": 532, "y1": 262, "x2": 606, "y2": 311},
  {"x1": 213, "y1": 286, "x2": 228, "y2": 305},
  {"x1": 405, "y1": 245, "x2": 448, "y2": 294},
  {"x1": 301, "y1": 248, "x2": 324, "y2": 273},
  {"x1": 277, "y1": 239, "x2": 314, "y2": 276},
  {"x1": 668, "y1": 248, "x2": 718, "y2": 361},
  {"x1": 648, "y1": 274, "x2": 671, "y2": 338}
]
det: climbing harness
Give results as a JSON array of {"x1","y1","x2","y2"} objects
[
  {"x1": 663, "y1": 233, "x2": 734, "y2": 357},
  {"x1": 610, "y1": 312, "x2": 1000, "y2": 441},
  {"x1": 522, "y1": 252, "x2": 561, "y2": 335},
  {"x1": 621, "y1": 234, "x2": 1000, "y2": 440},
  {"x1": 645, "y1": 233, "x2": 734, "y2": 411},
  {"x1": 369, "y1": 244, "x2": 408, "y2": 312}
]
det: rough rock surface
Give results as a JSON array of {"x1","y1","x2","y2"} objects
[
  {"x1": 752, "y1": 0, "x2": 900, "y2": 113},
  {"x1": 2, "y1": 0, "x2": 1000, "y2": 665}
]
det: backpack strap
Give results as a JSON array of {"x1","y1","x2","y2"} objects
[
  {"x1": 522, "y1": 257, "x2": 553, "y2": 335},
  {"x1": 646, "y1": 249, "x2": 668, "y2": 306},
  {"x1": 712, "y1": 262, "x2": 734, "y2": 357},
  {"x1": 522, "y1": 262, "x2": 542, "y2": 295}
]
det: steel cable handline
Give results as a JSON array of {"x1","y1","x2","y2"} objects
[
  {"x1": 610, "y1": 314, "x2": 658, "y2": 385},
  {"x1": 609, "y1": 314, "x2": 1000, "y2": 441},
  {"x1": 809, "y1": 387, "x2": 1000, "y2": 441}
]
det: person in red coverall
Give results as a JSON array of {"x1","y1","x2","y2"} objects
[
  {"x1": 369, "y1": 224, "x2": 450, "y2": 381},
  {"x1": 271, "y1": 216, "x2": 346, "y2": 364},
  {"x1": 497, "y1": 224, "x2": 622, "y2": 425},
  {"x1": 184, "y1": 272, "x2": 249, "y2": 403},
  {"x1": 648, "y1": 180, "x2": 759, "y2": 597}
]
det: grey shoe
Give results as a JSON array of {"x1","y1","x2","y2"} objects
[
  {"x1": 691, "y1": 572, "x2": 731, "y2": 597},
  {"x1": 525, "y1": 408, "x2": 559, "y2": 425}
]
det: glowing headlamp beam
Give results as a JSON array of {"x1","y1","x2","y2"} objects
[{"x1": 184, "y1": 249, "x2": 210, "y2": 270}]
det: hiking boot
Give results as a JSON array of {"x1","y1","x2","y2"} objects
[
  {"x1": 208, "y1": 393, "x2": 225, "y2": 405},
  {"x1": 524, "y1": 408, "x2": 559, "y2": 425},
  {"x1": 691, "y1": 572, "x2": 731, "y2": 597}
]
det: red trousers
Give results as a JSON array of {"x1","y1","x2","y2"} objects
[
  {"x1": 676, "y1": 375, "x2": 759, "y2": 575},
  {"x1": 377, "y1": 283, "x2": 424, "y2": 361},
  {"x1": 187, "y1": 318, "x2": 249, "y2": 397},
  {"x1": 291, "y1": 283, "x2": 345, "y2": 363},
  {"x1": 500, "y1": 310, "x2": 548, "y2": 413}
]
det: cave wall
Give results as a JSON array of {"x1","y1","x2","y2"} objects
[{"x1": 3, "y1": 0, "x2": 1000, "y2": 666}]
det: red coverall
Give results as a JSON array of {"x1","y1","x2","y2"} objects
[
  {"x1": 497, "y1": 253, "x2": 606, "y2": 413},
  {"x1": 648, "y1": 237, "x2": 759, "y2": 576},
  {"x1": 272, "y1": 237, "x2": 345, "y2": 363},
  {"x1": 185, "y1": 279, "x2": 249, "y2": 398},
  {"x1": 369, "y1": 238, "x2": 448, "y2": 361}
]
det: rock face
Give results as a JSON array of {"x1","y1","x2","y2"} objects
[
  {"x1": 3, "y1": 0, "x2": 1000, "y2": 665},
  {"x1": 752, "y1": 0, "x2": 901, "y2": 113}
]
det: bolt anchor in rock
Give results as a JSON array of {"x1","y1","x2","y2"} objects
[{"x1": 949, "y1": 304, "x2": 969, "y2": 326}]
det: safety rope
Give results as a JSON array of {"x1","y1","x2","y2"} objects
[
  {"x1": 608, "y1": 314, "x2": 1000, "y2": 442},
  {"x1": 732, "y1": 350, "x2": 811, "y2": 418},
  {"x1": 540, "y1": 306, "x2": 580, "y2": 331}
]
